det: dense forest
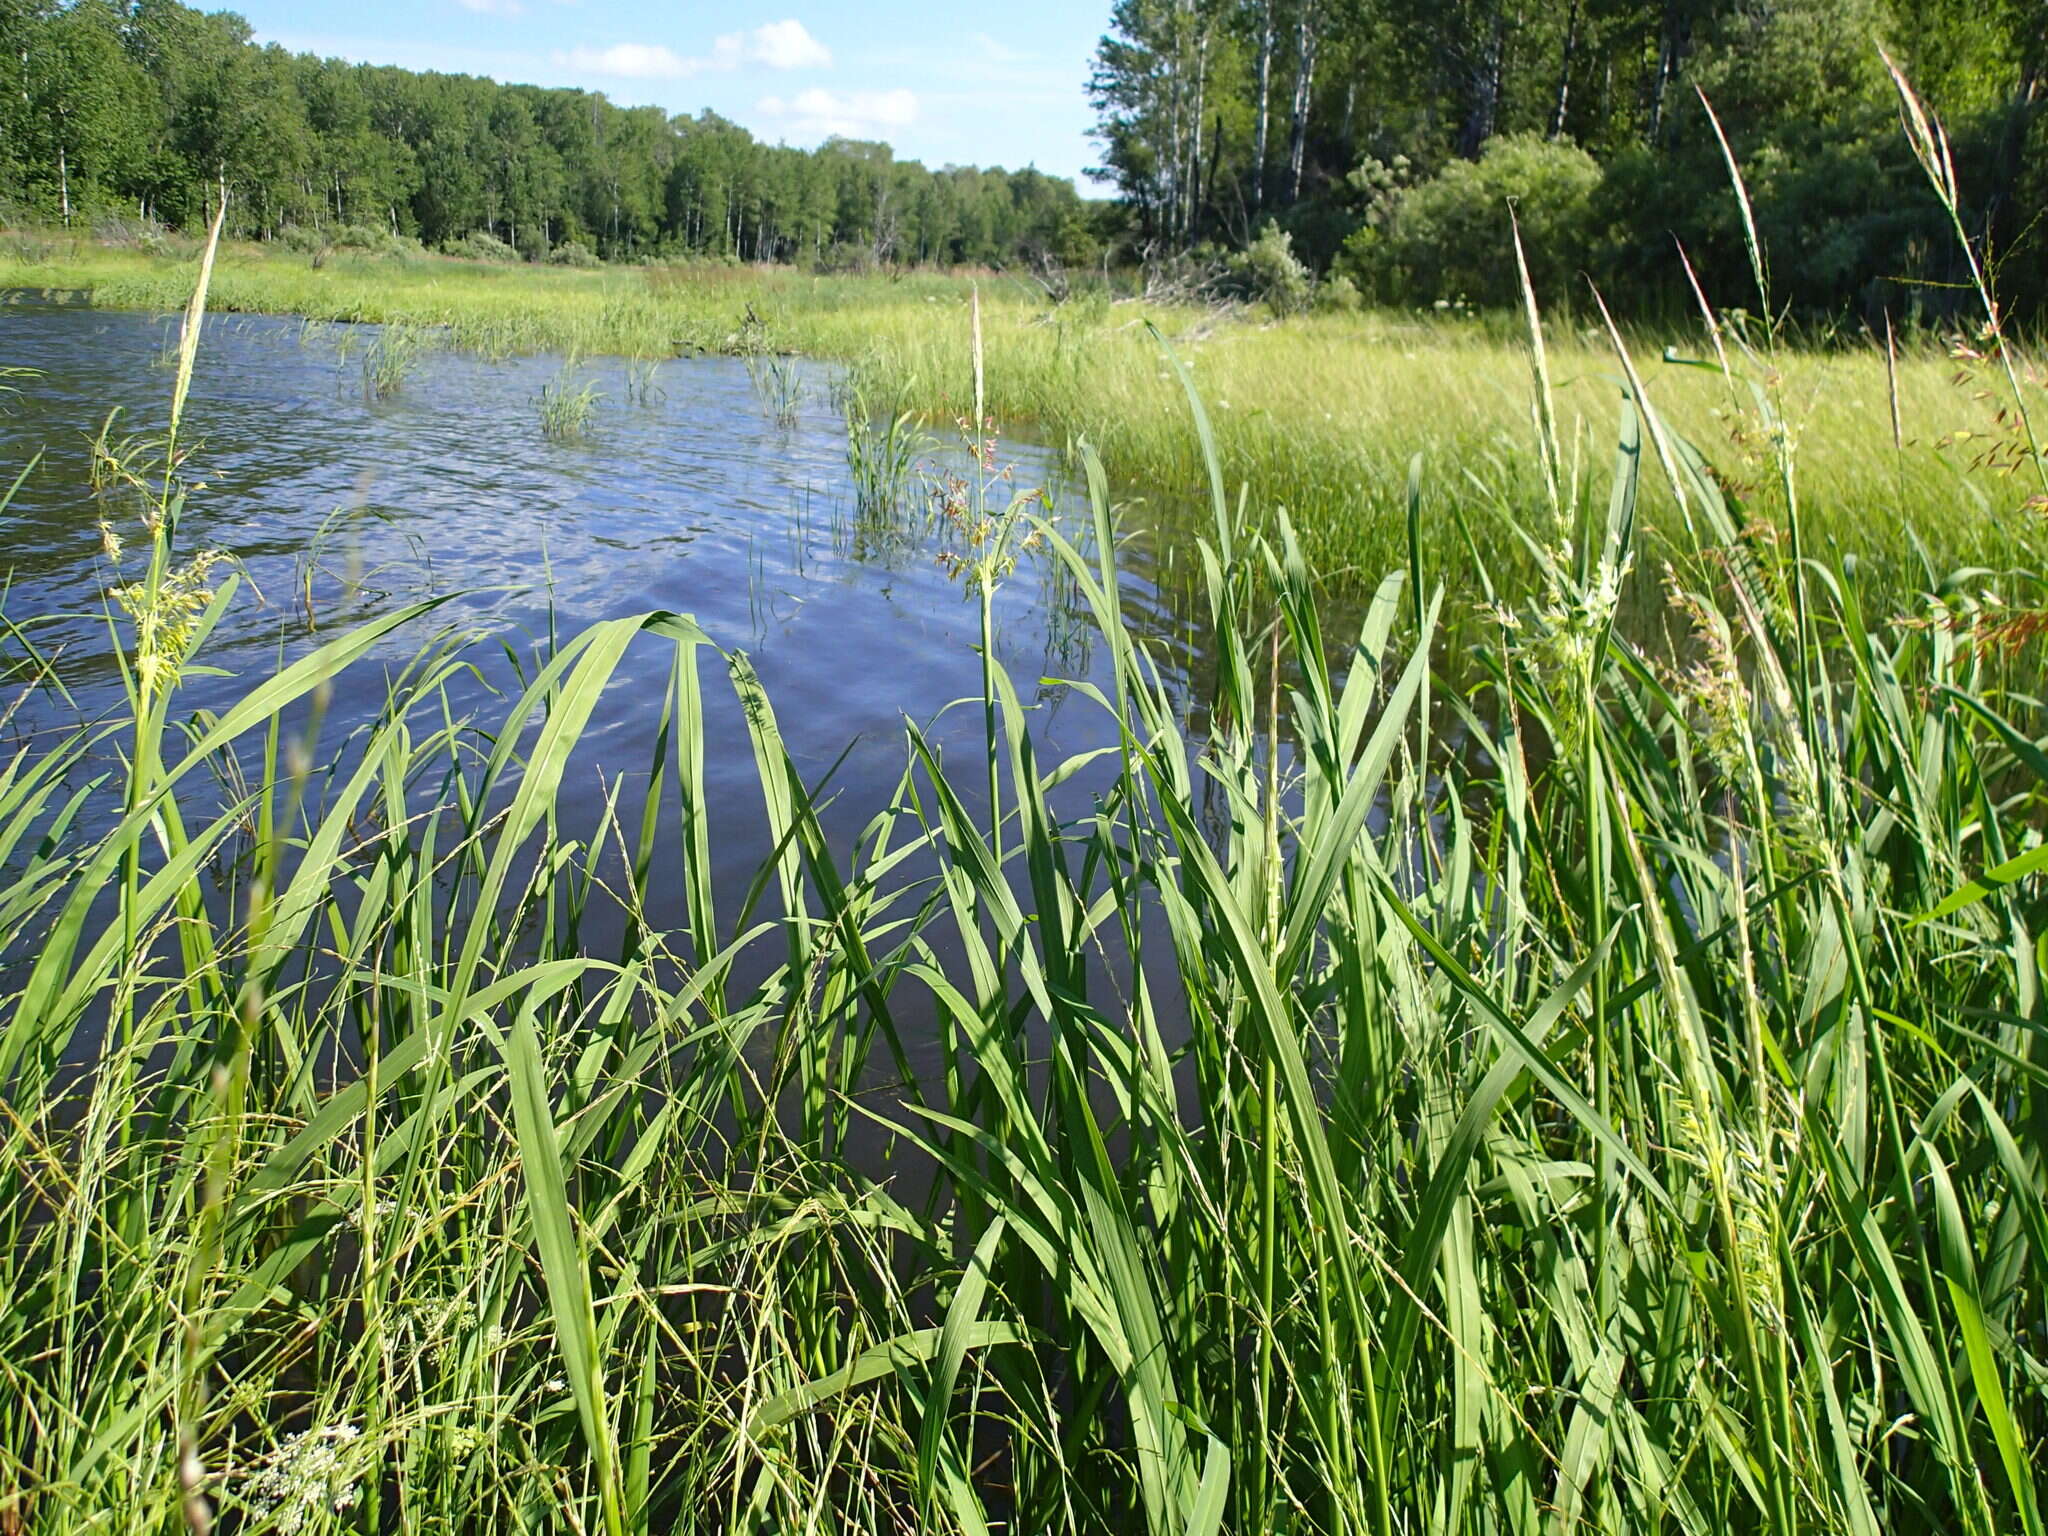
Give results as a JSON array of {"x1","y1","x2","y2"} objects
[
  {"x1": 0, "y1": 0, "x2": 1100, "y2": 268},
  {"x1": 1091, "y1": 0, "x2": 2048, "y2": 317},
  {"x1": 4, "y1": 0, "x2": 2043, "y2": 319}
]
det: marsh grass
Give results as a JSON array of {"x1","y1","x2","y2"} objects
[
  {"x1": 743, "y1": 350, "x2": 803, "y2": 427},
  {"x1": 620, "y1": 357, "x2": 665, "y2": 407},
  {"x1": 842, "y1": 373, "x2": 930, "y2": 525},
  {"x1": 538, "y1": 365, "x2": 605, "y2": 441},
  {"x1": 2, "y1": 238, "x2": 2035, "y2": 613},
  {"x1": 4, "y1": 83, "x2": 2048, "y2": 1536},
  {"x1": 361, "y1": 322, "x2": 426, "y2": 400}
]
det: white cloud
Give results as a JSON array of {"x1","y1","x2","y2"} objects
[
  {"x1": 758, "y1": 87, "x2": 918, "y2": 139},
  {"x1": 556, "y1": 20, "x2": 829, "y2": 81},
  {"x1": 560, "y1": 42, "x2": 692, "y2": 79},
  {"x1": 454, "y1": 0, "x2": 525, "y2": 14},
  {"x1": 748, "y1": 20, "x2": 832, "y2": 70}
]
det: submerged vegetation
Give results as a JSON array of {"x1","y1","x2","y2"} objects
[{"x1": 3, "y1": 68, "x2": 2048, "y2": 1536}]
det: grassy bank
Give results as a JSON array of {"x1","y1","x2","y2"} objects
[
  {"x1": 3, "y1": 235, "x2": 2040, "y2": 610},
  {"x1": 3, "y1": 212, "x2": 2047, "y2": 1535}
]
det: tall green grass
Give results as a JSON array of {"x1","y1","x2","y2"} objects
[
  {"x1": 2, "y1": 228, "x2": 2035, "y2": 613},
  {"x1": 4, "y1": 107, "x2": 2047, "y2": 1535}
]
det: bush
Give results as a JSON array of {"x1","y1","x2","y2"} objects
[
  {"x1": 812, "y1": 241, "x2": 878, "y2": 276},
  {"x1": 1315, "y1": 272, "x2": 1363, "y2": 313},
  {"x1": 1229, "y1": 222, "x2": 1313, "y2": 316},
  {"x1": 447, "y1": 230, "x2": 519, "y2": 263},
  {"x1": 94, "y1": 214, "x2": 171, "y2": 256},
  {"x1": 1341, "y1": 134, "x2": 1602, "y2": 308},
  {"x1": 276, "y1": 223, "x2": 421, "y2": 260},
  {"x1": 332, "y1": 223, "x2": 393, "y2": 252},
  {"x1": 547, "y1": 240, "x2": 601, "y2": 268}
]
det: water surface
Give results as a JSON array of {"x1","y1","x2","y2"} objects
[{"x1": 1, "y1": 306, "x2": 1225, "y2": 1069}]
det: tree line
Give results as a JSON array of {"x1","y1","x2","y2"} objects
[
  {"x1": 0, "y1": 0, "x2": 1104, "y2": 269},
  {"x1": 1090, "y1": 0, "x2": 2048, "y2": 318}
]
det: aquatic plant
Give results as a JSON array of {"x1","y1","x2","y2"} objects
[
  {"x1": 621, "y1": 356, "x2": 665, "y2": 406},
  {"x1": 1, "y1": 82, "x2": 2046, "y2": 1536},
  {"x1": 842, "y1": 375, "x2": 928, "y2": 518},
  {"x1": 362, "y1": 322, "x2": 427, "y2": 399},
  {"x1": 744, "y1": 349, "x2": 803, "y2": 426},
  {"x1": 538, "y1": 365, "x2": 604, "y2": 440}
]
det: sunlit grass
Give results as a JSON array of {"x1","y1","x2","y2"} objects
[
  {"x1": 2, "y1": 237, "x2": 2030, "y2": 615},
  {"x1": 3, "y1": 199, "x2": 2046, "y2": 1534}
]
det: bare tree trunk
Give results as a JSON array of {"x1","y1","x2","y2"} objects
[
  {"x1": 1550, "y1": 0, "x2": 1580, "y2": 139},
  {"x1": 1287, "y1": 0, "x2": 1319, "y2": 202},
  {"x1": 1458, "y1": 3, "x2": 1506, "y2": 158},
  {"x1": 1253, "y1": 0, "x2": 1274, "y2": 211},
  {"x1": 1187, "y1": 28, "x2": 1208, "y2": 242},
  {"x1": 1648, "y1": 0, "x2": 1689, "y2": 143},
  {"x1": 1205, "y1": 109, "x2": 1225, "y2": 217},
  {"x1": 56, "y1": 139, "x2": 70, "y2": 225}
]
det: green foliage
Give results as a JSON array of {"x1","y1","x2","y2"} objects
[
  {"x1": 547, "y1": 239, "x2": 600, "y2": 268},
  {"x1": 6, "y1": 246, "x2": 2048, "y2": 1533},
  {"x1": 1314, "y1": 270, "x2": 1361, "y2": 312},
  {"x1": 0, "y1": 1, "x2": 1089, "y2": 273},
  {"x1": 361, "y1": 322, "x2": 426, "y2": 398},
  {"x1": 537, "y1": 366, "x2": 603, "y2": 438},
  {"x1": 1229, "y1": 220, "x2": 1313, "y2": 314},
  {"x1": 1342, "y1": 134, "x2": 1603, "y2": 307},
  {"x1": 275, "y1": 222, "x2": 419, "y2": 260},
  {"x1": 449, "y1": 229, "x2": 519, "y2": 263},
  {"x1": 1089, "y1": 0, "x2": 2048, "y2": 321}
]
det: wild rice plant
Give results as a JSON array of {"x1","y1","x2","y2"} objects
[
  {"x1": 745, "y1": 350, "x2": 803, "y2": 426},
  {"x1": 538, "y1": 365, "x2": 604, "y2": 440},
  {"x1": 362, "y1": 322, "x2": 426, "y2": 400},
  {"x1": 621, "y1": 356, "x2": 665, "y2": 406},
  {"x1": 2, "y1": 79, "x2": 2045, "y2": 1536},
  {"x1": 843, "y1": 375, "x2": 929, "y2": 522}
]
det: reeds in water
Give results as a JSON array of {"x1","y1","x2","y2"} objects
[
  {"x1": 538, "y1": 364, "x2": 604, "y2": 440},
  {"x1": 2, "y1": 73, "x2": 2045, "y2": 1536}
]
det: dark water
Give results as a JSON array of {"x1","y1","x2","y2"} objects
[{"x1": 0, "y1": 305, "x2": 1224, "y2": 1073}]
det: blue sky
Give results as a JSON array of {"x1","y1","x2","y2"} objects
[{"x1": 234, "y1": 1, "x2": 1107, "y2": 187}]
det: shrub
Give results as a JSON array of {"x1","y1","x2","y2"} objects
[
  {"x1": 1230, "y1": 222, "x2": 1313, "y2": 316},
  {"x1": 448, "y1": 230, "x2": 519, "y2": 263},
  {"x1": 1342, "y1": 134, "x2": 1602, "y2": 308},
  {"x1": 278, "y1": 223, "x2": 421, "y2": 259},
  {"x1": 94, "y1": 214, "x2": 171, "y2": 255},
  {"x1": 812, "y1": 241, "x2": 878, "y2": 276},
  {"x1": 547, "y1": 240, "x2": 601, "y2": 268},
  {"x1": 1315, "y1": 271, "x2": 1363, "y2": 313},
  {"x1": 332, "y1": 223, "x2": 392, "y2": 252}
]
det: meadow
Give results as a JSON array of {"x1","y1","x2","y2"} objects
[
  {"x1": 3, "y1": 231, "x2": 2038, "y2": 619},
  {"x1": 2, "y1": 153, "x2": 2047, "y2": 1536}
]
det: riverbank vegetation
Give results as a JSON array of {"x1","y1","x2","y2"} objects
[
  {"x1": 3, "y1": 226, "x2": 2036, "y2": 615},
  {"x1": 4, "y1": 2, "x2": 2048, "y2": 1530},
  {"x1": 4, "y1": 65, "x2": 2048, "y2": 1531},
  {"x1": 1092, "y1": 0, "x2": 2048, "y2": 325}
]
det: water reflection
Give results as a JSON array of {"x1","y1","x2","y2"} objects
[{"x1": 0, "y1": 308, "x2": 1248, "y2": 994}]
